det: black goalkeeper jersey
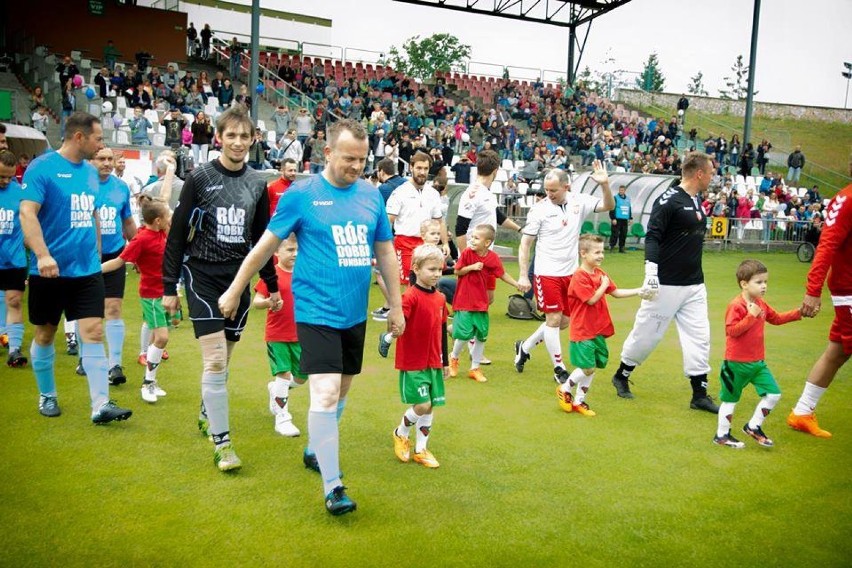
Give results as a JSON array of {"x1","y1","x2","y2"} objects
[
  {"x1": 163, "y1": 160, "x2": 277, "y2": 295},
  {"x1": 644, "y1": 185, "x2": 706, "y2": 286}
]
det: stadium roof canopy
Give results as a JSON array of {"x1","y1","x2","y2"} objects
[{"x1": 391, "y1": 0, "x2": 633, "y2": 84}]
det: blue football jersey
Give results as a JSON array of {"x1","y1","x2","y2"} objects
[
  {"x1": 0, "y1": 178, "x2": 26, "y2": 269},
  {"x1": 22, "y1": 152, "x2": 101, "y2": 277},
  {"x1": 96, "y1": 175, "x2": 133, "y2": 255},
  {"x1": 268, "y1": 175, "x2": 393, "y2": 328}
]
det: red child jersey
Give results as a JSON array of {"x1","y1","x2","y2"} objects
[
  {"x1": 119, "y1": 226, "x2": 166, "y2": 298},
  {"x1": 267, "y1": 178, "x2": 293, "y2": 217},
  {"x1": 255, "y1": 266, "x2": 298, "y2": 342},
  {"x1": 567, "y1": 267, "x2": 617, "y2": 341},
  {"x1": 806, "y1": 185, "x2": 852, "y2": 298},
  {"x1": 453, "y1": 247, "x2": 505, "y2": 312},
  {"x1": 396, "y1": 285, "x2": 447, "y2": 371},
  {"x1": 724, "y1": 295, "x2": 801, "y2": 362}
]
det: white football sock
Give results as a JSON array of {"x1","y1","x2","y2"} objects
[
  {"x1": 717, "y1": 402, "x2": 736, "y2": 438},
  {"x1": 470, "y1": 339, "x2": 485, "y2": 368},
  {"x1": 397, "y1": 407, "x2": 420, "y2": 438},
  {"x1": 140, "y1": 322, "x2": 152, "y2": 354},
  {"x1": 574, "y1": 370, "x2": 595, "y2": 404},
  {"x1": 749, "y1": 393, "x2": 781, "y2": 428},
  {"x1": 451, "y1": 339, "x2": 465, "y2": 359},
  {"x1": 793, "y1": 382, "x2": 826, "y2": 416},
  {"x1": 145, "y1": 345, "x2": 164, "y2": 381},
  {"x1": 414, "y1": 413, "x2": 433, "y2": 453},
  {"x1": 522, "y1": 322, "x2": 546, "y2": 354},
  {"x1": 543, "y1": 325, "x2": 564, "y2": 369}
]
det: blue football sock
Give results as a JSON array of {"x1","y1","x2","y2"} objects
[
  {"x1": 0, "y1": 291, "x2": 6, "y2": 335},
  {"x1": 30, "y1": 341, "x2": 56, "y2": 396},
  {"x1": 336, "y1": 397, "x2": 347, "y2": 422},
  {"x1": 308, "y1": 410, "x2": 341, "y2": 496},
  {"x1": 105, "y1": 319, "x2": 125, "y2": 368},
  {"x1": 80, "y1": 342, "x2": 109, "y2": 411},
  {"x1": 7, "y1": 322, "x2": 24, "y2": 351}
]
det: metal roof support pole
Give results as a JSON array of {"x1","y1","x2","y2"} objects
[{"x1": 743, "y1": 0, "x2": 760, "y2": 147}]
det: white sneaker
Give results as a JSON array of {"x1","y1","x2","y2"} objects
[
  {"x1": 152, "y1": 381, "x2": 167, "y2": 397},
  {"x1": 141, "y1": 381, "x2": 158, "y2": 403},
  {"x1": 274, "y1": 413, "x2": 300, "y2": 437}
]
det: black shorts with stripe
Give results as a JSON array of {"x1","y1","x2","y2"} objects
[
  {"x1": 297, "y1": 321, "x2": 367, "y2": 376},
  {"x1": 182, "y1": 258, "x2": 250, "y2": 342}
]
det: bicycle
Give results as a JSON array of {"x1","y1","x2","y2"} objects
[{"x1": 796, "y1": 242, "x2": 815, "y2": 263}]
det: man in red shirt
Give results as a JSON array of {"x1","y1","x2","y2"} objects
[
  {"x1": 788, "y1": 176, "x2": 852, "y2": 438},
  {"x1": 267, "y1": 158, "x2": 298, "y2": 216}
]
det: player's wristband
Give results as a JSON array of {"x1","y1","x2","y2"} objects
[{"x1": 644, "y1": 261, "x2": 658, "y2": 278}]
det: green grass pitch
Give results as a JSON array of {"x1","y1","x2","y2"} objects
[{"x1": 1, "y1": 251, "x2": 849, "y2": 566}]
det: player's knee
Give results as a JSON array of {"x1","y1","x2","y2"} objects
[
  {"x1": 78, "y1": 319, "x2": 104, "y2": 343},
  {"x1": 414, "y1": 401, "x2": 432, "y2": 415},
  {"x1": 5, "y1": 292, "x2": 22, "y2": 310},
  {"x1": 152, "y1": 328, "x2": 169, "y2": 348},
  {"x1": 309, "y1": 377, "x2": 341, "y2": 411},
  {"x1": 104, "y1": 299, "x2": 122, "y2": 319},
  {"x1": 200, "y1": 333, "x2": 227, "y2": 374}
]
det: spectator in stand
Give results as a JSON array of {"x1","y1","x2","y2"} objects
[
  {"x1": 756, "y1": 139, "x2": 772, "y2": 175},
  {"x1": 94, "y1": 67, "x2": 110, "y2": 99},
  {"x1": 448, "y1": 154, "x2": 470, "y2": 184},
  {"x1": 294, "y1": 108, "x2": 314, "y2": 146},
  {"x1": 735, "y1": 189, "x2": 754, "y2": 240},
  {"x1": 29, "y1": 86, "x2": 45, "y2": 114},
  {"x1": 247, "y1": 128, "x2": 270, "y2": 170},
  {"x1": 186, "y1": 84, "x2": 205, "y2": 114},
  {"x1": 163, "y1": 65, "x2": 179, "y2": 92},
  {"x1": 235, "y1": 84, "x2": 252, "y2": 113},
  {"x1": 60, "y1": 79, "x2": 76, "y2": 141},
  {"x1": 128, "y1": 106, "x2": 151, "y2": 146},
  {"x1": 191, "y1": 111, "x2": 213, "y2": 165},
  {"x1": 56, "y1": 56, "x2": 79, "y2": 88},
  {"x1": 218, "y1": 78, "x2": 234, "y2": 110},
  {"x1": 728, "y1": 134, "x2": 741, "y2": 167},
  {"x1": 187, "y1": 23, "x2": 198, "y2": 57},
  {"x1": 308, "y1": 130, "x2": 326, "y2": 174},
  {"x1": 272, "y1": 106, "x2": 291, "y2": 143},
  {"x1": 787, "y1": 145, "x2": 806, "y2": 184},
  {"x1": 110, "y1": 68, "x2": 126, "y2": 98},
  {"x1": 200, "y1": 24, "x2": 212, "y2": 60},
  {"x1": 211, "y1": 71, "x2": 225, "y2": 99},
  {"x1": 162, "y1": 108, "x2": 186, "y2": 148},
  {"x1": 740, "y1": 142, "x2": 755, "y2": 177},
  {"x1": 148, "y1": 66, "x2": 162, "y2": 86},
  {"x1": 14, "y1": 154, "x2": 30, "y2": 184},
  {"x1": 103, "y1": 40, "x2": 120, "y2": 71},
  {"x1": 131, "y1": 83, "x2": 152, "y2": 111},
  {"x1": 31, "y1": 106, "x2": 49, "y2": 135},
  {"x1": 279, "y1": 129, "x2": 303, "y2": 165},
  {"x1": 229, "y1": 38, "x2": 243, "y2": 80}
]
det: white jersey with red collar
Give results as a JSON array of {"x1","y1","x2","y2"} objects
[
  {"x1": 385, "y1": 180, "x2": 443, "y2": 237},
  {"x1": 523, "y1": 191, "x2": 600, "y2": 276}
]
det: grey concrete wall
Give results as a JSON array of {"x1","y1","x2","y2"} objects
[{"x1": 615, "y1": 88, "x2": 852, "y2": 124}]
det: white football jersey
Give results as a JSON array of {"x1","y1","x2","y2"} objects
[
  {"x1": 386, "y1": 181, "x2": 443, "y2": 236},
  {"x1": 523, "y1": 192, "x2": 600, "y2": 276},
  {"x1": 457, "y1": 180, "x2": 498, "y2": 239}
]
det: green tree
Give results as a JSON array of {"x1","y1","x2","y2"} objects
[
  {"x1": 635, "y1": 52, "x2": 665, "y2": 92},
  {"x1": 719, "y1": 55, "x2": 758, "y2": 100},
  {"x1": 687, "y1": 70, "x2": 708, "y2": 96},
  {"x1": 387, "y1": 33, "x2": 471, "y2": 81},
  {"x1": 576, "y1": 65, "x2": 606, "y2": 97}
]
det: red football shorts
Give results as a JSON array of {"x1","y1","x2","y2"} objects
[
  {"x1": 394, "y1": 235, "x2": 424, "y2": 284},
  {"x1": 829, "y1": 304, "x2": 852, "y2": 355},
  {"x1": 534, "y1": 274, "x2": 572, "y2": 315}
]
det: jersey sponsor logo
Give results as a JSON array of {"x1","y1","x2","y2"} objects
[
  {"x1": 0, "y1": 207, "x2": 15, "y2": 235},
  {"x1": 825, "y1": 195, "x2": 846, "y2": 227},
  {"x1": 331, "y1": 222, "x2": 372, "y2": 267},
  {"x1": 70, "y1": 192, "x2": 96, "y2": 229},
  {"x1": 56, "y1": 173, "x2": 72, "y2": 179},
  {"x1": 215, "y1": 205, "x2": 246, "y2": 243},
  {"x1": 313, "y1": 200, "x2": 334, "y2": 206},
  {"x1": 98, "y1": 205, "x2": 120, "y2": 235}
]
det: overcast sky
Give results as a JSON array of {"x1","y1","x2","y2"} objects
[{"x1": 182, "y1": 0, "x2": 852, "y2": 109}]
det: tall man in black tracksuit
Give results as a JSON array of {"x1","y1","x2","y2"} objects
[
  {"x1": 611, "y1": 152, "x2": 719, "y2": 413},
  {"x1": 163, "y1": 106, "x2": 280, "y2": 472}
]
